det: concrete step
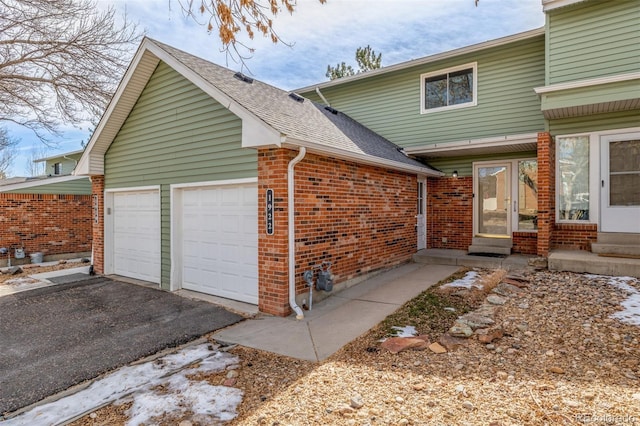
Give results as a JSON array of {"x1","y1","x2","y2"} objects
[
  {"x1": 412, "y1": 249, "x2": 531, "y2": 271},
  {"x1": 597, "y1": 232, "x2": 640, "y2": 245},
  {"x1": 549, "y1": 250, "x2": 640, "y2": 279},
  {"x1": 591, "y1": 243, "x2": 640, "y2": 257},
  {"x1": 472, "y1": 237, "x2": 513, "y2": 248}
]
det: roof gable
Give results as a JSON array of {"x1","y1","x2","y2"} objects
[{"x1": 76, "y1": 38, "x2": 438, "y2": 177}]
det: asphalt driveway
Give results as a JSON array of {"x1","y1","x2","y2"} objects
[{"x1": 0, "y1": 276, "x2": 243, "y2": 415}]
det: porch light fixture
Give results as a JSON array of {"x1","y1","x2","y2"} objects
[{"x1": 452, "y1": 170, "x2": 458, "y2": 178}]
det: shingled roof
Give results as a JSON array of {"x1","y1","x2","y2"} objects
[{"x1": 76, "y1": 38, "x2": 440, "y2": 176}]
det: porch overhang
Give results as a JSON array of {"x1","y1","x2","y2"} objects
[
  {"x1": 404, "y1": 133, "x2": 538, "y2": 159},
  {"x1": 534, "y1": 72, "x2": 640, "y2": 120}
]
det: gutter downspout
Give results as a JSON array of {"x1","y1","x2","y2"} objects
[{"x1": 288, "y1": 146, "x2": 306, "y2": 320}]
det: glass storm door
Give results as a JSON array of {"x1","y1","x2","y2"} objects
[
  {"x1": 601, "y1": 135, "x2": 640, "y2": 233},
  {"x1": 474, "y1": 163, "x2": 511, "y2": 237}
]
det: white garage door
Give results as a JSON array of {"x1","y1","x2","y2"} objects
[
  {"x1": 113, "y1": 190, "x2": 161, "y2": 283},
  {"x1": 180, "y1": 183, "x2": 258, "y2": 304}
]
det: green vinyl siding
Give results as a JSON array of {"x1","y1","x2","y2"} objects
[
  {"x1": 4, "y1": 178, "x2": 91, "y2": 195},
  {"x1": 301, "y1": 35, "x2": 545, "y2": 148},
  {"x1": 44, "y1": 154, "x2": 82, "y2": 176},
  {"x1": 105, "y1": 62, "x2": 257, "y2": 288},
  {"x1": 547, "y1": 0, "x2": 640, "y2": 84},
  {"x1": 549, "y1": 109, "x2": 640, "y2": 136},
  {"x1": 427, "y1": 151, "x2": 537, "y2": 178}
]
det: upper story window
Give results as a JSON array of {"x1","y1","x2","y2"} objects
[
  {"x1": 53, "y1": 162, "x2": 62, "y2": 175},
  {"x1": 421, "y1": 62, "x2": 477, "y2": 114}
]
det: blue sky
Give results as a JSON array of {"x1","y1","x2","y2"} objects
[{"x1": 7, "y1": 0, "x2": 545, "y2": 176}]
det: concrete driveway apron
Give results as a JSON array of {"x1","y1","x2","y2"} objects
[{"x1": 0, "y1": 276, "x2": 242, "y2": 415}]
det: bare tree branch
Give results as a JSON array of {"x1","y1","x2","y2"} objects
[
  {"x1": 177, "y1": 0, "x2": 326, "y2": 65},
  {"x1": 0, "y1": 126, "x2": 18, "y2": 178},
  {"x1": 0, "y1": 0, "x2": 143, "y2": 142}
]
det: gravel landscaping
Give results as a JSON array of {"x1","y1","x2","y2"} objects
[{"x1": 49, "y1": 268, "x2": 640, "y2": 424}]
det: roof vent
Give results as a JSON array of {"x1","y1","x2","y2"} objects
[
  {"x1": 288, "y1": 92, "x2": 305, "y2": 103},
  {"x1": 324, "y1": 106, "x2": 339, "y2": 115},
  {"x1": 233, "y1": 72, "x2": 254, "y2": 84}
]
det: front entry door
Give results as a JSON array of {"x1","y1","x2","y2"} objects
[
  {"x1": 474, "y1": 163, "x2": 512, "y2": 237},
  {"x1": 601, "y1": 134, "x2": 640, "y2": 233}
]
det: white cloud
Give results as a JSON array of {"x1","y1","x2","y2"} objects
[{"x1": 5, "y1": 0, "x2": 544, "y2": 176}]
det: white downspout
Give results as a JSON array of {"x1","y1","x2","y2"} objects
[
  {"x1": 315, "y1": 87, "x2": 330, "y2": 106},
  {"x1": 288, "y1": 147, "x2": 306, "y2": 320}
]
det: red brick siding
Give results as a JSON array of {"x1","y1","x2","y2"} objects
[
  {"x1": 513, "y1": 232, "x2": 537, "y2": 255},
  {"x1": 427, "y1": 176, "x2": 473, "y2": 250},
  {"x1": 552, "y1": 223, "x2": 597, "y2": 251},
  {"x1": 258, "y1": 148, "x2": 417, "y2": 317},
  {"x1": 536, "y1": 132, "x2": 554, "y2": 256},
  {"x1": 91, "y1": 176, "x2": 105, "y2": 274},
  {"x1": 0, "y1": 193, "x2": 91, "y2": 258}
]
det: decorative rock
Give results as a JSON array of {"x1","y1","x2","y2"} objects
[
  {"x1": 492, "y1": 282, "x2": 523, "y2": 296},
  {"x1": 632, "y1": 393, "x2": 640, "y2": 400},
  {"x1": 461, "y1": 401, "x2": 474, "y2": 411},
  {"x1": 528, "y1": 257, "x2": 548, "y2": 269},
  {"x1": 478, "y1": 328, "x2": 504, "y2": 344},
  {"x1": 496, "y1": 371, "x2": 508, "y2": 380},
  {"x1": 178, "y1": 421, "x2": 193, "y2": 426},
  {"x1": 428, "y1": 342, "x2": 447, "y2": 354},
  {"x1": 350, "y1": 395, "x2": 364, "y2": 409},
  {"x1": 449, "y1": 321, "x2": 473, "y2": 338},
  {"x1": 58, "y1": 259, "x2": 67, "y2": 264},
  {"x1": 226, "y1": 370, "x2": 239, "y2": 378},
  {"x1": 395, "y1": 396, "x2": 404, "y2": 403},
  {"x1": 7, "y1": 266, "x2": 22, "y2": 275},
  {"x1": 89, "y1": 413, "x2": 97, "y2": 419},
  {"x1": 223, "y1": 378, "x2": 236, "y2": 386},
  {"x1": 563, "y1": 399, "x2": 580, "y2": 408},
  {"x1": 458, "y1": 313, "x2": 495, "y2": 329},
  {"x1": 583, "y1": 392, "x2": 596, "y2": 401},
  {"x1": 337, "y1": 404, "x2": 355, "y2": 415},
  {"x1": 487, "y1": 295, "x2": 507, "y2": 305},
  {"x1": 380, "y1": 337, "x2": 429, "y2": 354},
  {"x1": 547, "y1": 366, "x2": 565, "y2": 374},
  {"x1": 438, "y1": 334, "x2": 468, "y2": 352},
  {"x1": 412, "y1": 383, "x2": 426, "y2": 391}
]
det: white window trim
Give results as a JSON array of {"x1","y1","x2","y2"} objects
[
  {"x1": 555, "y1": 133, "x2": 598, "y2": 224},
  {"x1": 420, "y1": 62, "x2": 478, "y2": 114}
]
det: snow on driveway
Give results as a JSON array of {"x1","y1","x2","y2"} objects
[{"x1": 2, "y1": 343, "x2": 243, "y2": 426}]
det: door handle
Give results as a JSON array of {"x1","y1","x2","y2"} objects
[
  {"x1": 513, "y1": 200, "x2": 517, "y2": 212},
  {"x1": 602, "y1": 180, "x2": 605, "y2": 188}
]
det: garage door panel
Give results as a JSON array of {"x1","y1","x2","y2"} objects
[
  {"x1": 112, "y1": 190, "x2": 161, "y2": 284},
  {"x1": 180, "y1": 184, "x2": 257, "y2": 304}
]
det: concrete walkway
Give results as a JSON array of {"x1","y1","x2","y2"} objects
[{"x1": 213, "y1": 263, "x2": 460, "y2": 362}]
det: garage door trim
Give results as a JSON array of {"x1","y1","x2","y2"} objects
[
  {"x1": 104, "y1": 186, "x2": 161, "y2": 284},
  {"x1": 170, "y1": 177, "x2": 258, "y2": 298}
]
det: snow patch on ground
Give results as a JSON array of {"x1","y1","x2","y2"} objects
[
  {"x1": 586, "y1": 274, "x2": 640, "y2": 326},
  {"x1": 441, "y1": 271, "x2": 481, "y2": 289},
  {"x1": 3, "y1": 344, "x2": 243, "y2": 426},
  {"x1": 390, "y1": 325, "x2": 418, "y2": 337}
]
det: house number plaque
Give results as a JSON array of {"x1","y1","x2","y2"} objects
[{"x1": 266, "y1": 189, "x2": 274, "y2": 235}]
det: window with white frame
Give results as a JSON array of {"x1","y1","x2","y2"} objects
[
  {"x1": 557, "y1": 136, "x2": 590, "y2": 221},
  {"x1": 421, "y1": 63, "x2": 477, "y2": 113}
]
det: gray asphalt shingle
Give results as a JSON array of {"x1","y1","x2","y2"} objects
[{"x1": 151, "y1": 39, "x2": 435, "y2": 171}]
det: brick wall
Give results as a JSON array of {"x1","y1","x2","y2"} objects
[
  {"x1": 513, "y1": 232, "x2": 537, "y2": 255},
  {"x1": 427, "y1": 176, "x2": 473, "y2": 250},
  {"x1": 0, "y1": 193, "x2": 91, "y2": 259},
  {"x1": 552, "y1": 223, "x2": 597, "y2": 251},
  {"x1": 536, "y1": 132, "x2": 554, "y2": 256},
  {"x1": 258, "y1": 148, "x2": 418, "y2": 316},
  {"x1": 91, "y1": 176, "x2": 105, "y2": 274}
]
